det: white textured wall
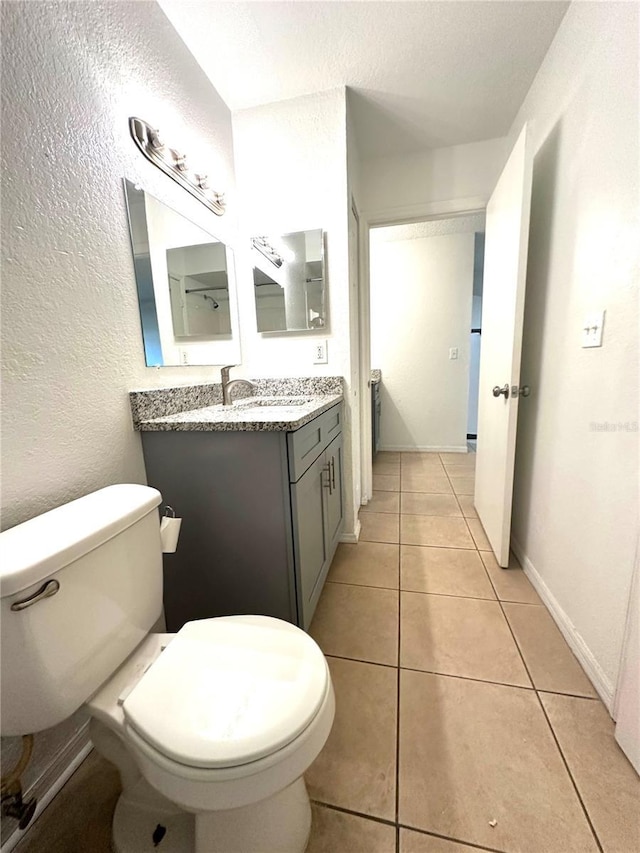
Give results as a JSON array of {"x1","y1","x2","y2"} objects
[
  {"x1": 231, "y1": 90, "x2": 359, "y2": 535},
  {"x1": 509, "y1": 2, "x2": 639, "y2": 705},
  {"x1": 1, "y1": 0, "x2": 238, "y2": 532},
  {"x1": 0, "y1": 0, "x2": 237, "y2": 827},
  {"x1": 361, "y1": 137, "x2": 508, "y2": 221},
  {"x1": 370, "y1": 228, "x2": 476, "y2": 451},
  {"x1": 231, "y1": 91, "x2": 348, "y2": 379}
]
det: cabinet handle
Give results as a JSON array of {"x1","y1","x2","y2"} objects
[
  {"x1": 323, "y1": 463, "x2": 332, "y2": 494},
  {"x1": 330, "y1": 456, "x2": 336, "y2": 491}
]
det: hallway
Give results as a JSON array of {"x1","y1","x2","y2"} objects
[{"x1": 305, "y1": 451, "x2": 639, "y2": 853}]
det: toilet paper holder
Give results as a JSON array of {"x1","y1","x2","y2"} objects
[{"x1": 160, "y1": 505, "x2": 182, "y2": 553}]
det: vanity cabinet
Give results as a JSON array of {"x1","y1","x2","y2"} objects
[
  {"x1": 140, "y1": 403, "x2": 343, "y2": 633},
  {"x1": 290, "y1": 433, "x2": 343, "y2": 628}
]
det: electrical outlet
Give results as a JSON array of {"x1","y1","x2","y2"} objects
[
  {"x1": 179, "y1": 348, "x2": 189, "y2": 365},
  {"x1": 313, "y1": 340, "x2": 328, "y2": 364}
]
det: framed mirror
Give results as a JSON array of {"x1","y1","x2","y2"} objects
[
  {"x1": 124, "y1": 179, "x2": 241, "y2": 366},
  {"x1": 252, "y1": 229, "x2": 326, "y2": 333}
]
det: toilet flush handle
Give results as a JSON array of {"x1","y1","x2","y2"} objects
[{"x1": 10, "y1": 579, "x2": 60, "y2": 612}]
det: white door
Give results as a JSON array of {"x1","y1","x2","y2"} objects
[{"x1": 475, "y1": 125, "x2": 533, "y2": 567}]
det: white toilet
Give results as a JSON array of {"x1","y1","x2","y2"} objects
[{"x1": 0, "y1": 485, "x2": 335, "y2": 853}]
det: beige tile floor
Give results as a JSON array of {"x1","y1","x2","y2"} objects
[
  {"x1": 13, "y1": 452, "x2": 640, "y2": 852},
  {"x1": 308, "y1": 451, "x2": 639, "y2": 853}
]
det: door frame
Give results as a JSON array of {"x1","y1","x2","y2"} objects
[{"x1": 359, "y1": 195, "x2": 489, "y2": 506}]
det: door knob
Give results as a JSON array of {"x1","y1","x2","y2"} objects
[{"x1": 492, "y1": 384, "x2": 510, "y2": 398}]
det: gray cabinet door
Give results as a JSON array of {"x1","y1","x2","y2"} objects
[
  {"x1": 325, "y1": 433, "x2": 344, "y2": 558},
  {"x1": 290, "y1": 451, "x2": 329, "y2": 629}
]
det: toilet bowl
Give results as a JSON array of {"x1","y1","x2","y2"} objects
[
  {"x1": 88, "y1": 615, "x2": 335, "y2": 852},
  {"x1": 0, "y1": 485, "x2": 335, "y2": 853}
]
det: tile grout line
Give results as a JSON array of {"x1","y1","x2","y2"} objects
[
  {"x1": 312, "y1": 801, "x2": 506, "y2": 853},
  {"x1": 439, "y1": 454, "x2": 480, "y2": 552},
  {"x1": 399, "y1": 664, "x2": 534, "y2": 692},
  {"x1": 534, "y1": 695, "x2": 604, "y2": 853},
  {"x1": 322, "y1": 657, "x2": 603, "y2": 702},
  {"x1": 311, "y1": 801, "x2": 504, "y2": 853},
  {"x1": 402, "y1": 585, "x2": 541, "y2": 606},
  {"x1": 310, "y1": 799, "x2": 396, "y2": 829},
  {"x1": 329, "y1": 565, "x2": 545, "y2": 606},
  {"x1": 324, "y1": 652, "x2": 397, "y2": 670},
  {"x1": 324, "y1": 580, "x2": 399, "y2": 595},
  {"x1": 399, "y1": 587, "x2": 498, "y2": 603},
  {"x1": 324, "y1": 651, "x2": 534, "y2": 692},
  {"x1": 399, "y1": 821, "x2": 509, "y2": 853},
  {"x1": 363, "y1": 535, "x2": 479, "y2": 552},
  {"x1": 536, "y1": 687, "x2": 601, "y2": 702}
]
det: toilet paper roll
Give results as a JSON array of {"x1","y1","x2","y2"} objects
[{"x1": 160, "y1": 516, "x2": 182, "y2": 553}]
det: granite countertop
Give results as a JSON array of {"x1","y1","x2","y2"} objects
[
  {"x1": 136, "y1": 393, "x2": 343, "y2": 432},
  {"x1": 371, "y1": 369, "x2": 382, "y2": 383},
  {"x1": 130, "y1": 377, "x2": 344, "y2": 433}
]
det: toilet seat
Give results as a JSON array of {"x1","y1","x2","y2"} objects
[{"x1": 122, "y1": 615, "x2": 329, "y2": 771}]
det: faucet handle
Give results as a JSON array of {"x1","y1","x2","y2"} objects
[{"x1": 220, "y1": 364, "x2": 237, "y2": 379}]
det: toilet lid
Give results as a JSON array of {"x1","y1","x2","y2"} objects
[{"x1": 122, "y1": 615, "x2": 329, "y2": 769}]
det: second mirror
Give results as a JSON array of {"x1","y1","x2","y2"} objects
[{"x1": 252, "y1": 229, "x2": 325, "y2": 333}]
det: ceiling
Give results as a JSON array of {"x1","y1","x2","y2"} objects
[{"x1": 159, "y1": 0, "x2": 569, "y2": 159}]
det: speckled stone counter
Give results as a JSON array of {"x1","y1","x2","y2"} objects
[
  {"x1": 371, "y1": 369, "x2": 382, "y2": 383},
  {"x1": 130, "y1": 377, "x2": 343, "y2": 432}
]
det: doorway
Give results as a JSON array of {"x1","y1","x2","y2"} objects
[
  {"x1": 467, "y1": 231, "x2": 486, "y2": 449},
  {"x1": 368, "y1": 214, "x2": 485, "y2": 454}
]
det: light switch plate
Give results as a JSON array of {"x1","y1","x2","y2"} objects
[
  {"x1": 582, "y1": 311, "x2": 605, "y2": 348},
  {"x1": 449, "y1": 347, "x2": 459, "y2": 360},
  {"x1": 313, "y1": 340, "x2": 328, "y2": 364}
]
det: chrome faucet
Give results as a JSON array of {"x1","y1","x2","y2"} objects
[{"x1": 220, "y1": 364, "x2": 254, "y2": 406}]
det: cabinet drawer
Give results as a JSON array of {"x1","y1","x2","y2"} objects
[{"x1": 287, "y1": 403, "x2": 343, "y2": 482}]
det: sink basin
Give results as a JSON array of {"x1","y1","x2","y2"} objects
[{"x1": 233, "y1": 397, "x2": 315, "y2": 409}]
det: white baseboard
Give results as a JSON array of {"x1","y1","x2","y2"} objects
[
  {"x1": 340, "y1": 518, "x2": 361, "y2": 544},
  {"x1": 380, "y1": 445, "x2": 468, "y2": 453},
  {"x1": 511, "y1": 537, "x2": 615, "y2": 711},
  {"x1": 4, "y1": 727, "x2": 92, "y2": 853}
]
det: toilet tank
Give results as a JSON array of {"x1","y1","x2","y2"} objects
[{"x1": 0, "y1": 485, "x2": 163, "y2": 736}]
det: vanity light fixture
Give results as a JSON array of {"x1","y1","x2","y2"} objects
[
  {"x1": 251, "y1": 236, "x2": 284, "y2": 268},
  {"x1": 129, "y1": 117, "x2": 225, "y2": 216}
]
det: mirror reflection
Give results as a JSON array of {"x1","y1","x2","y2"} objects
[
  {"x1": 124, "y1": 179, "x2": 240, "y2": 366},
  {"x1": 252, "y1": 229, "x2": 326, "y2": 333},
  {"x1": 167, "y1": 243, "x2": 232, "y2": 337}
]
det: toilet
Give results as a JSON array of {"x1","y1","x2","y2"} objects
[{"x1": 0, "y1": 485, "x2": 335, "y2": 853}]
